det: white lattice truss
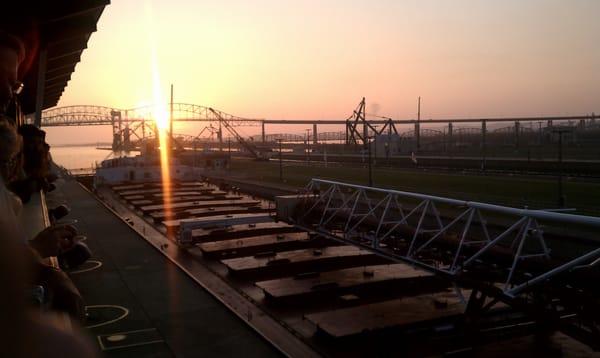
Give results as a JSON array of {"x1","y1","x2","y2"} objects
[{"x1": 294, "y1": 179, "x2": 600, "y2": 298}]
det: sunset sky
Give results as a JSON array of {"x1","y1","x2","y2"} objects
[{"x1": 48, "y1": 0, "x2": 600, "y2": 144}]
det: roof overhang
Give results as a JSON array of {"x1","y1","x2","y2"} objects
[{"x1": 19, "y1": 1, "x2": 109, "y2": 114}]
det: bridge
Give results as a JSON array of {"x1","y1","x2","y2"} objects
[
  {"x1": 41, "y1": 103, "x2": 263, "y2": 127},
  {"x1": 41, "y1": 100, "x2": 598, "y2": 151}
]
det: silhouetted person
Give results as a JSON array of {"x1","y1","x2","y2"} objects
[
  {"x1": 0, "y1": 222, "x2": 97, "y2": 358},
  {"x1": 0, "y1": 23, "x2": 87, "y2": 322},
  {"x1": 9, "y1": 124, "x2": 53, "y2": 202},
  {"x1": 0, "y1": 30, "x2": 24, "y2": 117}
]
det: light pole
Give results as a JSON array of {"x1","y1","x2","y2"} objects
[
  {"x1": 372, "y1": 125, "x2": 379, "y2": 165},
  {"x1": 481, "y1": 120, "x2": 487, "y2": 171},
  {"x1": 305, "y1": 129, "x2": 311, "y2": 165},
  {"x1": 552, "y1": 127, "x2": 572, "y2": 208},
  {"x1": 367, "y1": 136, "x2": 373, "y2": 187},
  {"x1": 384, "y1": 141, "x2": 389, "y2": 166},
  {"x1": 277, "y1": 139, "x2": 283, "y2": 181}
]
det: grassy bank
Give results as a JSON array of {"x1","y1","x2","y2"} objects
[{"x1": 227, "y1": 159, "x2": 600, "y2": 215}]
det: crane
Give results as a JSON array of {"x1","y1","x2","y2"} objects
[
  {"x1": 193, "y1": 124, "x2": 219, "y2": 142},
  {"x1": 209, "y1": 108, "x2": 270, "y2": 161}
]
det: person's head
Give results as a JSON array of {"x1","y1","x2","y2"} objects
[
  {"x1": 0, "y1": 30, "x2": 25, "y2": 116},
  {"x1": 18, "y1": 124, "x2": 48, "y2": 179}
]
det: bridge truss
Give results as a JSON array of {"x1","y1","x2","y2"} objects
[
  {"x1": 42, "y1": 102, "x2": 597, "y2": 151},
  {"x1": 42, "y1": 103, "x2": 263, "y2": 150},
  {"x1": 41, "y1": 103, "x2": 263, "y2": 127},
  {"x1": 291, "y1": 179, "x2": 600, "y2": 348}
]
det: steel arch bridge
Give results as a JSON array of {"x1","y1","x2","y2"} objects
[
  {"x1": 41, "y1": 103, "x2": 263, "y2": 127},
  {"x1": 454, "y1": 127, "x2": 481, "y2": 136},
  {"x1": 399, "y1": 128, "x2": 444, "y2": 139},
  {"x1": 317, "y1": 131, "x2": 346, "y2": 142}
]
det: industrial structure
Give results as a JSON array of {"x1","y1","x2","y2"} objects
[
  {"x1": 290, "y1": 178, "x2": 600, "y2": 348},
  {"x1": 41, "y1": 100, "x2": 598, "y2": 156}
]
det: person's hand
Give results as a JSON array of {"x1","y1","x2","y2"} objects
[{"x1": 29, "y1": 224, "x2": 78, "y2": 258}]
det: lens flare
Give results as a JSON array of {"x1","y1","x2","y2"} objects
[
  {"x1": 151, "y1": 65, "x2": 173, "y2": 223},
  {"x1": 146, "y1": 1, "x2": 173, "y2": 224}
]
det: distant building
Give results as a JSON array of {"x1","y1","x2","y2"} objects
[
  {"x1": 177, "y1": 151, "x2": 230, "y2": 169},
  {"x1": 372, "y1": 134, "x2": 402, "y2": 157}
]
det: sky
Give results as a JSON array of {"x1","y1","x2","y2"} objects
[{"x1": 47, "y1": 0, "x2": 600, "y2": 144}]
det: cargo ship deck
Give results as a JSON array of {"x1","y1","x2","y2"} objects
[{"x1": 50, "y1": 173, "x2": 596, "y2": 357}]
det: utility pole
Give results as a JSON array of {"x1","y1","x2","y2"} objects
[
  {"x1": 305, "y1": 129, "x2": 311, "y2": 165},
  {"x1": 416, "y1": 96, "x2": 421, "y2": 151},
  {"x1": 372, "y1": 125, "x2": 379, "y2": 165},
  {"x1": 219, "y1": 120, "x2": 223, "y2": 152},
  {"x1": 192, "y1": 136, "x2": 196, "y2": 167}
]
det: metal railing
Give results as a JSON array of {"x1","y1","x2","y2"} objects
[{"x1": 293, "y1": 179, "x2": 600, "y2": 298}]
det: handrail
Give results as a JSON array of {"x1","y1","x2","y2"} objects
[
  {"x1": 310, "y1": 178, "x2": 600, "y2": 227},
  {"x1": 297, "y1": 178, "x2": 600, "y2": 299}
]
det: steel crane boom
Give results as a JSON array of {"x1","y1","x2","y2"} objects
[{"x1": 208, "y1": 108, "x2": 269, "y2": 160}]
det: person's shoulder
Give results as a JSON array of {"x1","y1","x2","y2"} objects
[{"x1": 28, "y1": 313, "x2": 99, "y2": 358}]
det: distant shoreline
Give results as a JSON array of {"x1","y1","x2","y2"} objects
[{"x1": 50, "y1": 143, "x2": 112, "y2": 148}]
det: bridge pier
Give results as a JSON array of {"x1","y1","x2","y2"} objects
[
  {"x1": 123, "y1": 126, "x2": 131, "y2": 150},
  {"x1": 313, "y1": 123, "x2": 318, "y2": 145},
  {"x1": 261, "y1": 121, "x2": 265, "y2": 143},
  {"x1": 111, "y1": 110, "x2": 122, "y2": 151}
]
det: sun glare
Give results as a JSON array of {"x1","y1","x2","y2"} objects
[
  {"x1": 151, "y1": 61, "x2": 174, "y2": 222},
  {"x1": 146, "y1": 1, "x2": 173, "y2": 223}
]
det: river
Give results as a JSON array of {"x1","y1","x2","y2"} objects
[{"x1": 50, "y1": 145, "x2": 133, "y2": 171}]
